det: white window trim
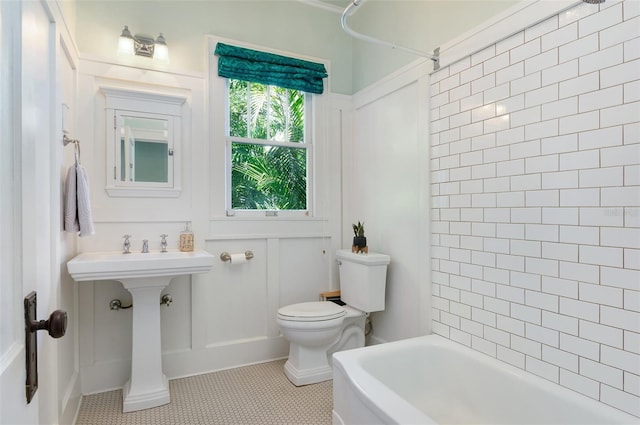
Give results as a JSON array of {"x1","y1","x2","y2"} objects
[{"x1": 207, "y1": 35, "x2": 329, "y2": 219}]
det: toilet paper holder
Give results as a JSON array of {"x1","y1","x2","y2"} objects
[{"x1": 220, "y1": 250, "x2": 254, "y2": 262}]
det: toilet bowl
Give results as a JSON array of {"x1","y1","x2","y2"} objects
[
  {"x1": 277, "y1": 250, "x2": 390, "y2": 386},
  {"x1": 277, "y1": 302, "x2": 365, "y2": 386}
]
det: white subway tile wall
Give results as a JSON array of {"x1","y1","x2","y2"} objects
[{"x1": 430, "y1": 0, "x2": 640, "y2": 417}]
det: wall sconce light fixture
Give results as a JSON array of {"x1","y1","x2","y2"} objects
[{"x1": 118, "y1": 25, "x2": 169, "y2": 63}]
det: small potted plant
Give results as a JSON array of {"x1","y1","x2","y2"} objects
[{"x1": 352, "y1": 221, "x2": 368, "y2": 253}]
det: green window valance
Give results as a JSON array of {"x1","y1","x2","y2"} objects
[{"x1": 214, "y1": 42, "x2": 328, "y2": 94}]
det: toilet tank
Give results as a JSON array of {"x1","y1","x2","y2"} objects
[{"x1": 336, "y1": 249, "x2": 390, "y2": 313}]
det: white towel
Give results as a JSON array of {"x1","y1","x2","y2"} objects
[
  {"x1": 76, "y1": 164, "x2": 95, "y2": 236},
  {"x1": 64, "y1": 163, "x2": 95, "y2": 237},
  {"x1": 63, "y1": 165, "x2": 79, "y2": 232}
]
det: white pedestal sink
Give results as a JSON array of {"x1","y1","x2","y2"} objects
[{"x1": 67, "y1": 250, "x2": 214, "y2": 412}]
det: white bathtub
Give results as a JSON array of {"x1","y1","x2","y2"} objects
[{"x1": 332, "y1": 335, "x2": 639, "y2": 425}]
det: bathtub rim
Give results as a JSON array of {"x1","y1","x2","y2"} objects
[
  {"x1": 333, "y1": 339, "x2": 437, "y2": 425},
  {"x1": 332, "y1": 334, "x2": 640, "y2": 425}
]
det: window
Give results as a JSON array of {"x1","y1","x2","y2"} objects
[
  {"x1": 227, "y1": 79, "x2": 311, "y2": 213},
  {"x1": 211, "y1": 40, "x2": 328, "y2": 217}
]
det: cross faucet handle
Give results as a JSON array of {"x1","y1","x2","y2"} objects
[
  {"x1": 160, "y1": 234, "x2": 168, "y2": 252},
  {"x1": 122, "y1": 235, "x2": 132, "y2": 254}
]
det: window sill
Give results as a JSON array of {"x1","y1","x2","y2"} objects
[
  {"x1": 105, "y1": 186, "x2": 182, "y2": 198},
  {"x1": 209, "y1": 214, "x2": 328, "y2": 222}
]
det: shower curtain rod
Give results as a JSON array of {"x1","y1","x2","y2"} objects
[{"x1": 341, "y1": 0, "x2": 440, "y2": 70}]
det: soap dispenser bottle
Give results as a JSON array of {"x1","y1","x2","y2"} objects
[{"x1": 179, "y1": 221, "x2": 194, "y2": 252}]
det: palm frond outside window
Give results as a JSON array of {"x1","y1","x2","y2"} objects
[{"x1": 228, "y1": 79, "x2": 309, "y2": 211}]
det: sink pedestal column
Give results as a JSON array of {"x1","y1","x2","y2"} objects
[{"x1": 120, "y1": 277, "x2": 172, "y2": 413}]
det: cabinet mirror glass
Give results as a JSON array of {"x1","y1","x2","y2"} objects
[
  {"x1": 102, "y1": 87, "x2": 185, "y2": 198},
  {"x1": 118, "y1": 113, "x2": 171, "y2": 184}
]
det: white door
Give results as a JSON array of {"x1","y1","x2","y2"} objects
[{"x1": 1, "y1": 0, "x2": 56, "y2": 423}]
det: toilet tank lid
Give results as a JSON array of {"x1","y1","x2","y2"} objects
[{"x1": 336, "y1": 249, "x2": 390, "y2": 265}]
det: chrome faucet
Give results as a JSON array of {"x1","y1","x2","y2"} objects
[
  {"x1": 123, "y1": 235, "x2": 131, "y2": 254},
  {"x1": 142, "y1": 239, "x2": 149, "y2": 253},
  {"x1": 160, "y1": 234, "x2": 168, "y2": 252}
]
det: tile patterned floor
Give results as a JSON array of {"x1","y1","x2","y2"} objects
[{"x1": 75, "y1": 359, "x2": 333, "y2": 425}]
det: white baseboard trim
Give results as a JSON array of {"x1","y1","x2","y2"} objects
[
  {"x1": 59, "y1": 371, "x2": 82, "y2": 425},
  {"x1": 80, "y1": 336, "x2": 289, "y2": 395},
  {"x1": 366, "y1": 333, "x2": 388, "y2": 346}
]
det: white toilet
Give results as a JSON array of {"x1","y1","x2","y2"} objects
[{"x1": 276, "y1": 249, "x2": 390, "y2": 386}]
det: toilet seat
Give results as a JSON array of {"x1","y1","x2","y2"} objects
[{"x1": 277, "y1": 301, "x2": 346, "y2": 322}]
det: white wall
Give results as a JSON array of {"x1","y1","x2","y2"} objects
[
  {"x1": 430, "y1": 0, "x2": 639, "y2": 417},
  {"x1": 75, "y1": 0, "x2": 355, "y2": 94},
  {"x1": 345, "y1": 61, "x2": 432, "y2": 343},
  {"x1": 55, "y1": 3, "x2": 83, "y2": 421},
  {"x1": 73, "y1": 0, "x2": 530, "y2": 96},
  {"x1": 74, "y1": 52, "x2": 347, "y2": 393},
  {"x1": 349, "y1": 0, "x2": 519, "y2": 92}
]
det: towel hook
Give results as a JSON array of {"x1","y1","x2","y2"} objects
[
  {"x1": 62, "y1": 134, "x2": 79, "y2": 146},
  {"x1": 63, "y1": 135, "x2": 80, "y2": 163}
]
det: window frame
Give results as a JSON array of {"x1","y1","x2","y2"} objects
[
  {"x1": 206, "y1": 38, "x2": 328, "y2": 219},
  {"x1": 225, "y1": 82, "x2": 313, "y2": 217},
  {"x1": 208, "y1": 36, "x2": 329, "y2": 221}
]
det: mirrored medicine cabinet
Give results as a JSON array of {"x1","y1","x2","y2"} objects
[{"x1": 101, "y1": 86, "x2": 186, "y2": 197}]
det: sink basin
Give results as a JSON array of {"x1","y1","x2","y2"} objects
[
  {"x1": 67, "y1": 249, "x2": 214, "y2": 412},
  {"x1": 67, "y1": 249, "x2": 214, "y2": 281}
]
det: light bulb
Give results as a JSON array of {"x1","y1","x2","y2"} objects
[
  {"x1": 153, "y1": 33, "x2": 169, "y2": 63},
  {"x1": 118, "y1": 25, "x2": 134, "y2": 57}
]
